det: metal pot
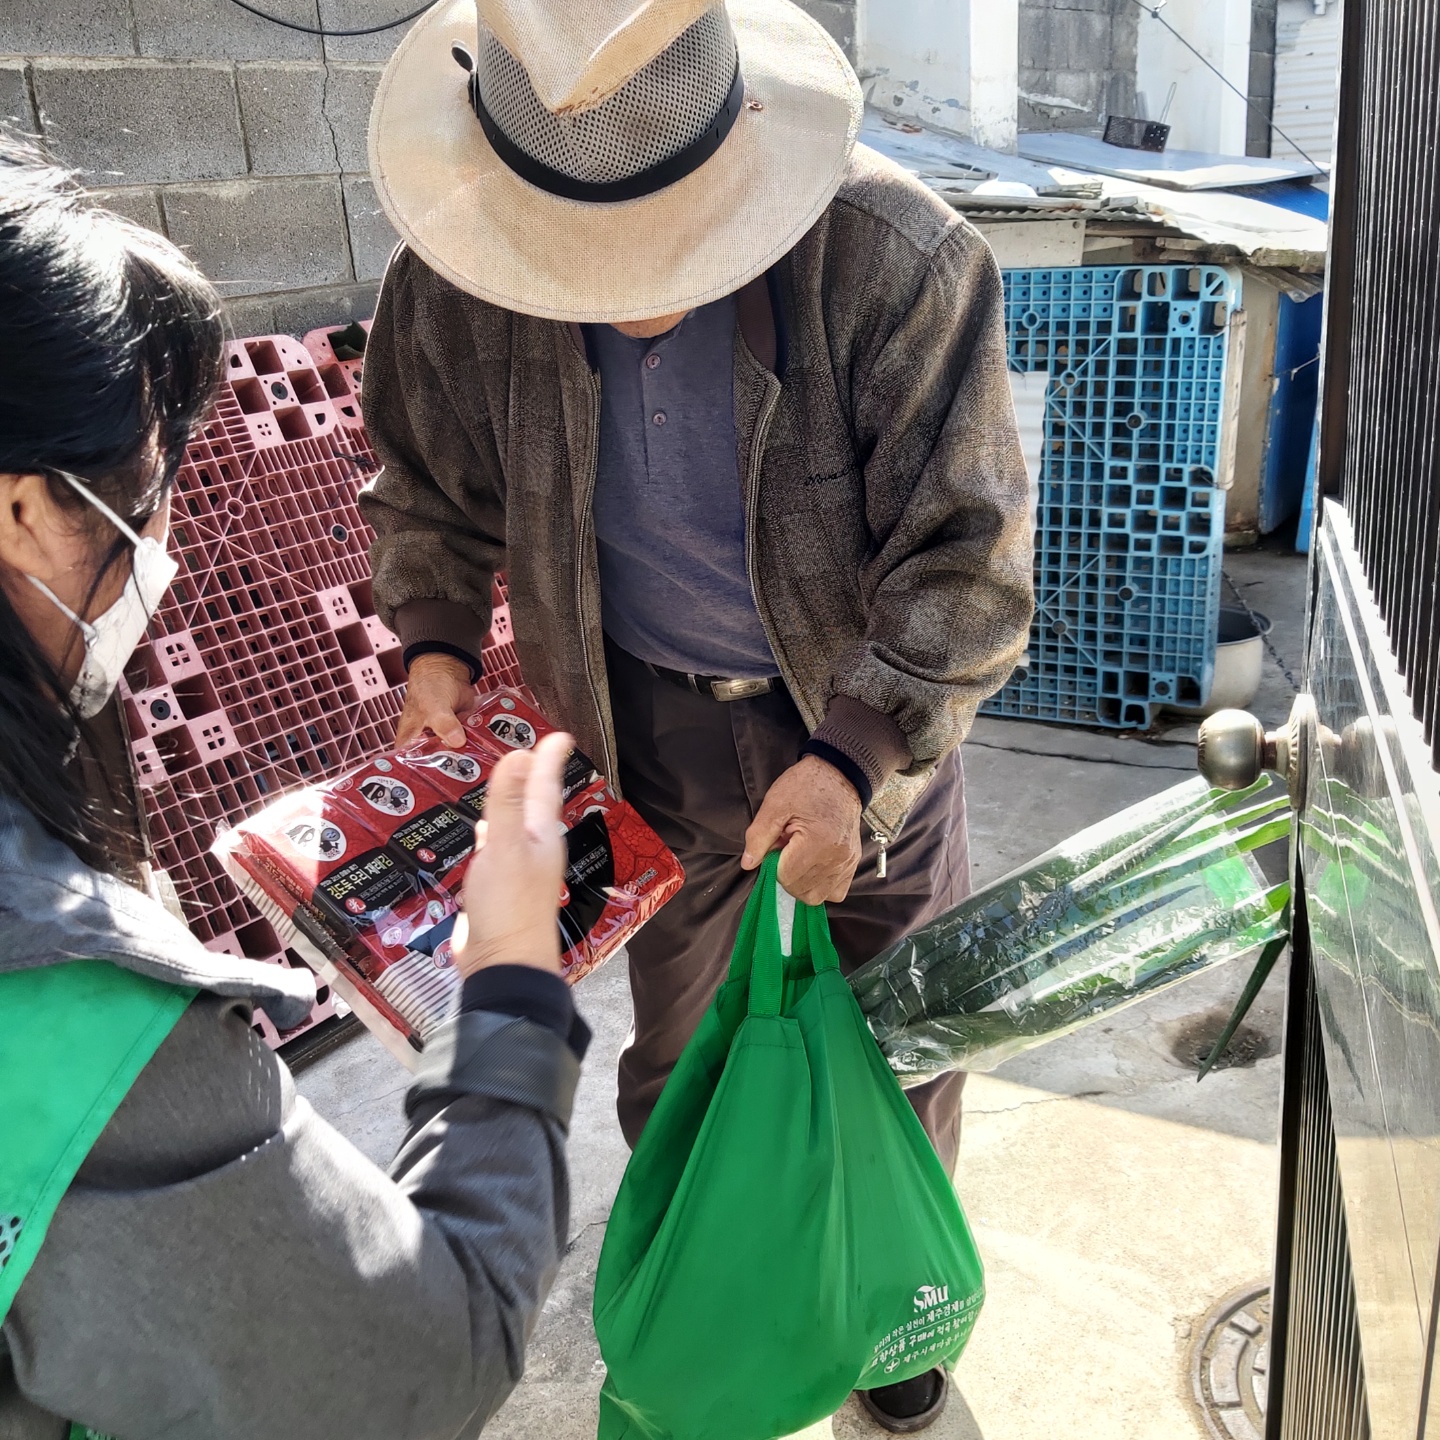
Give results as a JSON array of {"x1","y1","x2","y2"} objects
[{"x1": 1170, "y1": 606, "x2": 1272, "y2": 718}]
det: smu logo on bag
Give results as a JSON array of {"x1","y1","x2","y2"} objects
[{"x1": 913, "y1": 1285, "x2": 949, "y2": 1313}]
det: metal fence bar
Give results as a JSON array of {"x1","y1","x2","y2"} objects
[{"x1": 1329, "y1": 0, "x2": 1440, "y2": 766}]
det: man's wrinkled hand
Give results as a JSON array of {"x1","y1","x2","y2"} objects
[
  {"x1": 396, "y1": 652, "x2": 478, "y2": 748},
  {"x1": 741, "y1": 755, "x2": 864, "y2": 905}
]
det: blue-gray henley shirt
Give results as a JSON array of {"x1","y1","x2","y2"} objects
[{"x1": 587, "y1": 296, "x2": 779, "y2": 681}]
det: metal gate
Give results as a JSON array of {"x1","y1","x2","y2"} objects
[
  {"x1": 1270, "y1": 887, "x2": 1369, "y2": 1440},
  {"x1": 1264, "y1": 0, "x2": 1440, "y2": 1430}
]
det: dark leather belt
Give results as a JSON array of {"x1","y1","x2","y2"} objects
[{"x1": 644, "y1": 661, "x2": 778, "y2": 702}]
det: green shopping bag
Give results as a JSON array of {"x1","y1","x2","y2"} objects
[{"x1": 594, "y1": 854, "x2": 984, "y2": 1440}]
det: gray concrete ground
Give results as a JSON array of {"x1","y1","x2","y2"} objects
[{"x1": 296, "y1": 544, "x2": 1310, "y2": 1440}]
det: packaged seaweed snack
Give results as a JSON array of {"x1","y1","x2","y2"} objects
[
  {"x1": 337, "y1": 758, "x2": 477, "y2": 893},
  {"x1": 216, "y1": 688, "x2": 683, "y2": 1063}
]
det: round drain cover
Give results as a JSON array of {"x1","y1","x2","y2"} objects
[{"x1": 1192, "y1": 1284, "x2": 1270, "y2": 1440}]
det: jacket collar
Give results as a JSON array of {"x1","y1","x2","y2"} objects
[
  {"x1": 567, "y1": 262, "x2": 787, "y2": 379},
  {"x1": 0, "y1": 794, "x2": 316, "y2": 1029}
]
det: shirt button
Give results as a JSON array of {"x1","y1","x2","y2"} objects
[
  {"x1": 645, "y1": 353, "x2": 661, "y2": 370},
  {"x1": 652, "y1": 411, "x2": 667, "y2": 426}
]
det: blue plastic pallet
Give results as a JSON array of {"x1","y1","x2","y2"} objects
[{"x1": 982, "y1": 265, "x2": 1238, "y2": 729}]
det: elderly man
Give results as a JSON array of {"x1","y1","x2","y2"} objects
[{"x1": 360, "y1": 0, "x2": 1032, "y2": 1427}]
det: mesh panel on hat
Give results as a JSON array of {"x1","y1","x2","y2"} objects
[{"x1": 476, "y1": 6, "x2": 739, "y2": 186}]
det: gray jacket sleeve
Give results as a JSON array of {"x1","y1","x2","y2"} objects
[{"x1": 0, "y1": 992, "x2": 578, "y2": 1440}]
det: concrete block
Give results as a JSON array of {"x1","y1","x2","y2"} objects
[
  {"x1": 132, "y1": 0, "x2": 322, "y2": 62},
  {"x1": 1018, "y1": 95, "x2": 1091, "y2": 135},
  {"x1": 1019, "y1": 8, "x2": 1113, "y2": 75},
  {"x1": 321, "y1": 64, "x2": 383, "y2": 174},
  {"x1": 1019, "y1": 66, "x2": 1105, "y2": 115},
  {"x1": 221, "y1": 292, "x2": 279, "y2": 340},
  {"x1": 164, "y1": 176, "x2": 351, "y2": 296},
  {"x1": 91, "y1": 186, "x2": 167, "y2": 234},
  {"x1": 1019, "y1": 68, "x2": 1104, "y2": 126},
  {"x1": 1251, "y1": 0, "x2": 1279, "y2": 48},
  {"x1": 0, "y1": 63, "x2": 35, "y2": 135},
  {"x1": 0, "y1": 0, "x2": 135, "y2": 58},
  {"x1": 1104, "y1": 69, "x2": 1137, "y2": 121},
  {"x1": 270, "y1": 279, "x2": 379, "y2": 337},
  {"x1": 33, "y1": 60, "x2": 246, "y2": 186},
  {"x1": 1110, "y1": 3, "x2": 1139, "y2": 72},
  {"x1": 792, "y1": 0, "x2": 856, "y2": 60},
  {"x1": 343, "y1": 174, "x2": 399, "y2": 282},
  {"x1": 1249, "y1": 48, "x2": 1276, "y2": 103},
  {"x1": 318, "y1": 0, "x2": 420, "y2": 64},
  {"x1": 1245, "y1": 50, "x2": 1275, "y2": 156},
  {"x1": 237, "y1": 63, "x2": 337, "y2": 176}
]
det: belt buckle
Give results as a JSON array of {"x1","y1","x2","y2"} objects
[{"x1": 710, "y1": 677, "x2": 772, "y2": 702}]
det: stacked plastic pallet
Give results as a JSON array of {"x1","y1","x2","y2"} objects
[
  {"x1": 984, "y1": 265, "x2": 1238, "y2": 729},
  {"x1": 123, "y1": 324, "x2": 520, "y2": 1047}
]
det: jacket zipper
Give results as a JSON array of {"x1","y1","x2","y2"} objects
[
  {"x1": 743, "y1": 376, "x2": 786, "y2": 706},
  {"x1": 575, "y1": 367, "x2": 619, "y2": 783},
  {"x1": 743, "y1": 376, "x2": 900, "y2": 859}
]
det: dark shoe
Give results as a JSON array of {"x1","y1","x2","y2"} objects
[{"x1": 857, "y1": 1367, "x2": 949, "y2": 1433}]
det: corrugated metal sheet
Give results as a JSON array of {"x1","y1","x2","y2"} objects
[
  {"x1": 861, "y1": 111, "x2": 1328, "y2": 267},
  {"x1": 1271, "y1": 0, "x2": 1342, "y2": 169}
]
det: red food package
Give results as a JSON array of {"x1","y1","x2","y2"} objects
[
  {"x1": 335, "y1": 756, "x2": 477, "y2": 893},
  {"x1": 391, "y1": 744, "x2": 493, "y2": 819},
  {"x1": 459, "y1": 689, "x2": 601, "y2": 806},
  {"x1": 215, "y1": 688, "x2": 683, "y2": 1066},
  {"x1": 396, "y1": 731, "x2": 598, "y2": 820},
  {"x1": 217, "y1": 787, "x2": 461, "y2": 1044},
  {"x1": 466, "y1": 688, "x2": 549, "y2": 754},
  {"x1": 558, "y1": 780, "x2": 685, "y2": 984}
]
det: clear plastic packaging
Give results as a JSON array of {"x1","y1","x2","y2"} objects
[
  {"x1": 215, "y1": 687, "x2": 684, "y2": 1064},
  {"x1": 848, "y1": 778, "x2": 1291, "y2": 1080}
]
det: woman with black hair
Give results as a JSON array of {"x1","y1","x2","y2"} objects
[{"x1": 0, "y1": 138, "x2": 588, "y2": 1439}]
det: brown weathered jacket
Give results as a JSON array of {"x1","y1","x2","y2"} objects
[{"x1": 359, "y1": 142, "x2": 1033, "y2": 840}]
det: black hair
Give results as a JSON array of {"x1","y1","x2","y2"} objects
[{"x1": 0, "y1": 133, "x2": 224, "y2": 872}]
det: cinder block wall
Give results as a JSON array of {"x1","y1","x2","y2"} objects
[
  {"x1": 0, "y1": 0, "x2": 417, "y2": 336},
  {"x1": 1018, "y1": 0, "x2": 1138, "y2": 135},
  {"x1": 1247, "y1": 0, "x2": 1277, "y2": 157},
  {"x1": 1, "y1": 0, "x2": 856, "y2": 339}
]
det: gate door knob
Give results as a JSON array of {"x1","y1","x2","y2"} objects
[
  {"x1": 1197, "y1": 695, "x2": 1317, "y2": 809},
  {"x1": 1197, "y1": 709, "x2": 1269, "y2": 791}
]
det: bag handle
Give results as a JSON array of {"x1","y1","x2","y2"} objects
[{"x1": 740, "y1": 853, "x2": 841, "y2": 1018}]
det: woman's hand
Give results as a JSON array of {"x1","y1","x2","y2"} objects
[{"x1": 453, "y1": 731, "x2": 572, "y2": 977}]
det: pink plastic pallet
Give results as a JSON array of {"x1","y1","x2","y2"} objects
[
  {"x1": 122, "y1": 329, "x2": 518, "y2": 1048},
  {"x1": 223, "y1": 333, "x2": 366, "y2": 451}
]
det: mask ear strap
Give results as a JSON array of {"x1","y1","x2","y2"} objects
[
  {"x1": 26, "y1": 573, "x2": 92, "y2": 634},
  {"x1": 51, "y1": 469, "x2": 148, "y2": 549}
]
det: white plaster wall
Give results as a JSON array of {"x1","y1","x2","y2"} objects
[
  {"x1": 1134, "y1": 0, "x2": 1252, "y2": 154},
  {"x1": 858, "y1": 0, "x2": 1019, "y2": 151}
]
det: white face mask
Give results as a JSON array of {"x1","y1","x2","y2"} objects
[{"x1": 27, "y1": 470, "x2": 178, "y2": 719}]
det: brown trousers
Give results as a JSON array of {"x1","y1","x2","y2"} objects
[{"x1": 606, "y1": 641, "x2": 971, "y2": 1173}]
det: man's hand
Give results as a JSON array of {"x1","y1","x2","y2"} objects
[
  {"x1": 741, "y1": 755, "x2": 864, "y2": 905},
  {"x1": 397, "y1": 653, "x2": 478, "y2": 748},
  {"x1": 453, "y1": 731, "x2": 572, "y2": 977}
]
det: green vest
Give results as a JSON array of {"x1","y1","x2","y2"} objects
[{"x1": 1, "y1": 960, "x2": 195, "y2": 1438}]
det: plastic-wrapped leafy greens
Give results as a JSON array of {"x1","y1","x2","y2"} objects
[{"x1": 848, "y1": 778, "x2": 1290, "y2": 1080}]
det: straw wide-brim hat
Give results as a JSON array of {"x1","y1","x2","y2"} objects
[{"x1": 368, "y1": 0, "x2": 862, "y2": 323}]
